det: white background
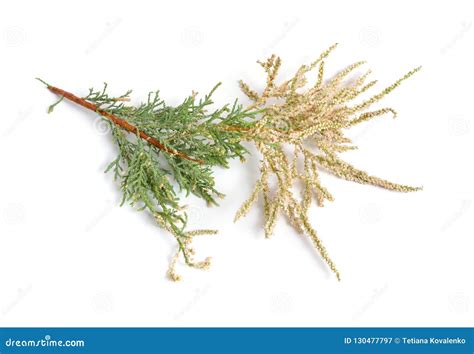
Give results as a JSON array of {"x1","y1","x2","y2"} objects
[{"x1": 0, "y1": 0, "x2": 472, "y2": 327}]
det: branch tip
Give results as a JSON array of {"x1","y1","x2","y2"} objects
[{"x1": 35, "y1": 77, "x2": 51, "y2": 88}]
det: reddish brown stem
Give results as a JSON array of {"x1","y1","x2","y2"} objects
[{"x1": 47, "y1": 85, "x2": 204, "y2": 164}]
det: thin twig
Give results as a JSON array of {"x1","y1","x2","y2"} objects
[{"x1": 43, "y1": 83, "x2": 204, "y2": 164}]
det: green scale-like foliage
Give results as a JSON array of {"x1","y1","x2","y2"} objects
[{"x1": 44, "y1": 81, "x2": 257, "y2": 280}]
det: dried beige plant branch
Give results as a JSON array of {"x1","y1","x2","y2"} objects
[{"x1": 235, "y1": 44, "x2": 421, "y2": 280}]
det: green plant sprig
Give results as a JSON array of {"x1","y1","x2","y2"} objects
[{"x1": 38, "y1": 79, "x2": 257, "y2": 280}]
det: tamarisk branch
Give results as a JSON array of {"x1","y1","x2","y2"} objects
[{"x1": 36, "y1": 78, "x2": 203, "y2": 164}]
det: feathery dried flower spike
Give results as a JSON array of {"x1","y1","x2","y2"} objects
[
  {"x1": 37, "y1": 78, "x2": 257, "y2": 280},
  {"x1": 235, "y1": 44, "x2": 421, "y2": 280}
]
